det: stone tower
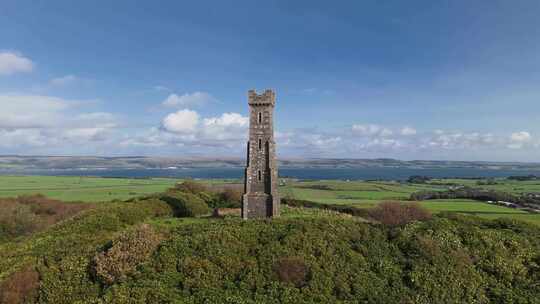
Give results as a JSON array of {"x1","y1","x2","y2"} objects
[{"x1": 242, "y1": 89, "x2": 280, "y2": 219}]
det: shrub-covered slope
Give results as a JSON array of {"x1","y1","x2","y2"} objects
[
  {"x1": 0, "y1": 184, "x2": 539, "y2": 303},
  {"x1": 99, "y1": 216, "x2": 539, "y2": 304}
]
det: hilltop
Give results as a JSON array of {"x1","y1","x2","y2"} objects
[{"x1": 1, "y1": 181, "x2": 539, "y2": 303}]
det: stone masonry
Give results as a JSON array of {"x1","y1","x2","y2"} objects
[{"x1": 242, "y1": 89, "x2": 280, "y2": 219}]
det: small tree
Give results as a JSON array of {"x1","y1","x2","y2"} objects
[
  {"x1": 160, "y1": 192, "x2": 211, "y2": 217},
  {"x1": 217, "y1": 187, "x2": 243, "y2": 208},
  {"x1": 368, "y1": 201, "x2": 431, "y2": 226},
  {"x1": 173, "y1": 180, "x2": 208, "y2": 194}
]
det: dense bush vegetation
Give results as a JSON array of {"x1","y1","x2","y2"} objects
[
  {"x1": 94, "y1": 224, "x2": 163, "y2": 285},
  {"x1": 0, "y1": 198, "x2": 173, "y2": 303},
  {"x1": 368, "y1": 201, "x2": 432, "y2": 226},
  {"x1": 98, "y1": 215, "x2": 539, "y2": 303},
  {"x1": 160, "y1": 192, "x2": 211, "y2": 217},
  {"x1": 0, "y1": 195, "x2": 91, "y2": 242},
  {"x1": 165, "y1": 181, "x2": 243, "y2": 210},
  {"x1": 173, "y1": 180, "x2": 209, "y2": 194},
  {"x1": 1, "y1": 186, "x2": 539, "y2": 303},
  {"x1": 215, "y1": 187, "x2": 243, "y2": 208}
]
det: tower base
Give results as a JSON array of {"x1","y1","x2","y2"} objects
[{"x1": 242, "y1": 193, "x2": 279, "y2": 219}]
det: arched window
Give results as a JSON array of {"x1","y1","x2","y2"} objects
[
  {"x1": 258, "y1": 138, "x2": 262, "y2": 150},
  {"x1": 258, "y1": 170, "x2": 262, "y2": 181},
  {"x1": 258, "y1": 112, "x2": 262, "y2": 124}
]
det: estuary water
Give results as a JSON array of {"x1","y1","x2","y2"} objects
[{"x1": 2, "y1": 167, "x2": 540, "y2": 180}]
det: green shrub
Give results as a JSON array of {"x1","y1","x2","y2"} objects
[
  {"x1": 94, "y1": 224, "x2": 163, "y2": 285},
  {"x1": 216, "y1": 187, "x2": 242, "y2": 208},
  {"x1": 173, "y1": 180, "x2": 208, "y2": 194},
  {"x1": 160, "y1": 192, "x2": 210, "y2": 217},
  {"x1": 0, "y1": 201, "x2": 40, "y2": 241},
  {"x1": 368, "y1": 201, "x2": 431, "y2": 226}
]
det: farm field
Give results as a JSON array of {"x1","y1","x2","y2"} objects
[
  {"x1": 427, "y1": 178, "x2": 540, "y2": 194},
  {"x1": 281, "y1": 179, "x2": 540, "y2": 225},
  {"x1": 0, "y1": 175, "x2": 539, "y2": 225},
  {"x1": 0, "y1": 175, "x2": 181, "y2": 202}
]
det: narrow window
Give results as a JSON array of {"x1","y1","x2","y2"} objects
[
  {"x1": 258, "y1": 170, "x2": 262, "y2": 181},
  {"x1": 258, "y1": 138, "x2": 262, "y2": 150},
  {"x1": 258, "y1": 112, "x2": 262, "y2": 124}
]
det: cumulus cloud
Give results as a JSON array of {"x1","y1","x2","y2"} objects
[
  {"x1": 117, "y1": 110, "x2": 250, "y2": 152},
  {"x1": 0, "y1": 51, "x2": 33, "y2": 75},
  {"x1": 162, "y1": 92, "x2": 215, "y2": 108},
  {"x1": 159, "y1": 110, "x2": 249, "y2": 146},
  {"x1": 201, "y1": 113, "x2": 249, "y2": 140},
  {"x1": 161, "y1": 109, "x2": 200, "y2": 133},
  {"x1": 508, "y1": 131, "x2": 532, "y2": 149}
]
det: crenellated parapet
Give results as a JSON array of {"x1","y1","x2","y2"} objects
[{"x1": 248, "y1": 89, "x2": 275, "y2": 106}]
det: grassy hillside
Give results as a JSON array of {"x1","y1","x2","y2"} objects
[{"x1": 0, "y1": 190, "x2": 538, "y2": 303}]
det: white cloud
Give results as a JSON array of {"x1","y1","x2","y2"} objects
[
  {"x1": 0, "y1": 94, "x2": 120, "y2": 153},
  {"x1": 0, "y1": 51, "x2": 33, "y2": 75},
  {"x1": 161, "y1": 109, "x2": 200, "y2": 133},
  {"x1": 162, "y1": 92, "x2": 215, "y2": 108},
  {"x1": 352, "y1": 124, "x2": 392, "y2": 137},
  {"x1": 202, "y1": 113, "x2": 248, "y2": 128},
  {"x1": 510, "y1": 131, "x2": 531, "y2": 142},
  {"x1": 0, "y1": 94, "x2": 70, "y2": 128},
  {"x1": 0, "y1": 129, "x2": 48, "y2": 148},
  {"x1": 400, "y1": 126, "x2": 417, "y2": 136},
  {"x1": 508, "y1": 131, "x2": 532, "y2": 149},
  {"x1": 49, "y1": 75, "x2": 78, "y2": 86}
]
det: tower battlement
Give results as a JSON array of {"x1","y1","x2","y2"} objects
[{"x1": 248, "y1": 89, "x2": 275, "y2": 106}]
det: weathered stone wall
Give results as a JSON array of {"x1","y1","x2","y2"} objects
[{"x1": 242, "y1": 89, "x2": 280, "y2": 219}]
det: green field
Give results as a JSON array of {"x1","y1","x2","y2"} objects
[
  {"x1": 1, "y1": 175, "x2": 539, "y2": 225},
  {"x1": 0, "y1": 175, "x2": 181, "y2": 202},
  {"x1": 281, "y1": 179, "x2": 540, "y2": 225},
  {"x1": 427, "y1": 178, "x2": 540, "y2": 194}
]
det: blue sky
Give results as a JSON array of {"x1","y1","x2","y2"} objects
[{"x1": 1, "y1": 0, "x2": 540, "y2": 161}]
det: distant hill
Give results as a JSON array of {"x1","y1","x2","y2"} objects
[{"x1": 0, "y1": 155, "x2": 540, "y2": 171}]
